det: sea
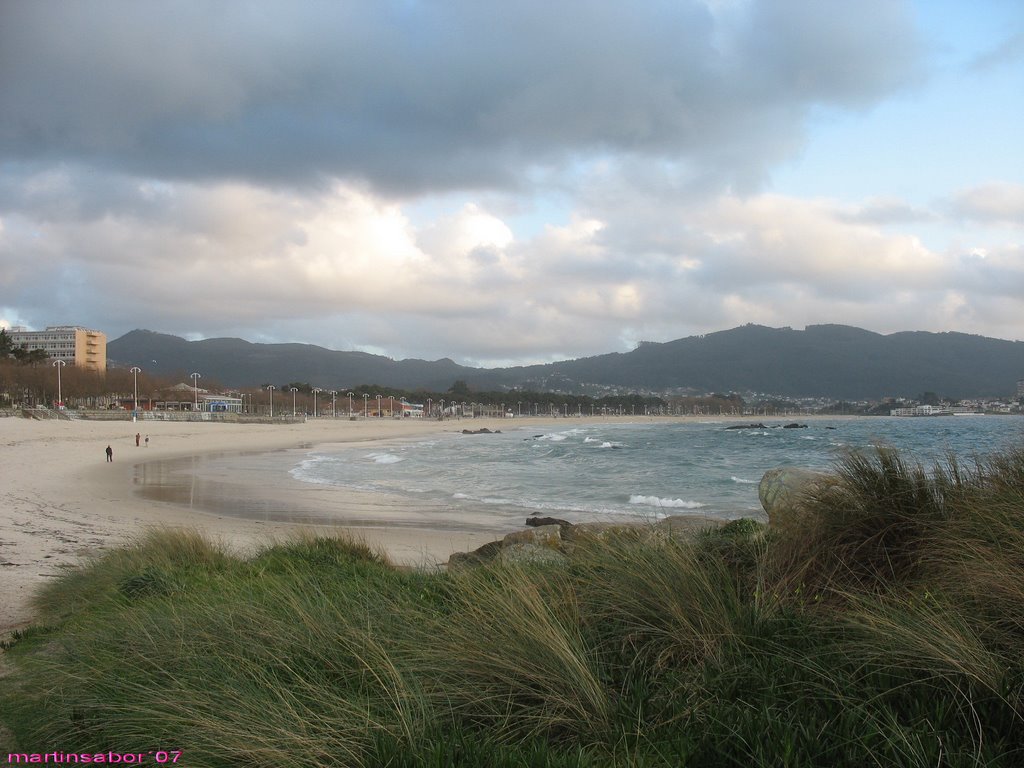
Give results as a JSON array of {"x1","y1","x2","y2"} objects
[{"x1": 281, "y1": 416, "x2": 1024, "y2": 526}]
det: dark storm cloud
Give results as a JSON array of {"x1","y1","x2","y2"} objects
[{"x1": 0, "y1": 0, "x2": 921, "y2": 195}]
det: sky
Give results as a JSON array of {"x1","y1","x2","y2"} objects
[{"x1": 1, "y1": 0, "x2": 1022, "y2": 368}]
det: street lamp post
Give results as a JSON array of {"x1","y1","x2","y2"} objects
[
  {"x1": 190, "y1": 372, "x2": 201, "y2": 412},
  {"x1": 313, "y1": 388, "x2": 321, "y2": 418},
  {"x1": 267, "y1": 385, "x2": 275, "y2": 418},
  {"x1": 376, "y1": 394, "x2": 382, "y2": 418},
  {"x1": 347, "y1": 392, "x2": 353, "y2": 417},
  {"x1": 290, "y1": 387, "x2": 298, "y2": 417},
  {"x1": 363, "y1": 393, "x2": 368, "y2": 417},
  {"x1": 130, "y1": 366, "x2": 141, "y2": 413},
  {"x1": 52, "y1": 360, "x2": 65, "y2": 408},
  {"x1": 427, "y1": 398, "x2": 432, "y2": 419},
  {"x1": 330, "y1": 390, "x2": 337, "y2": 418}
]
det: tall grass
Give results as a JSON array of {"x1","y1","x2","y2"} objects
[
  {"x1": 4, "y1": 444, "x2": 1024, "y2": 764},
  {"x1": 411, "y1": 563, "x2": 612, "y2": 744}
]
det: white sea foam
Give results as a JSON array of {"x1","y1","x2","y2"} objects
[
  {"x1": 366, "y1": 452, "x2": 402, "y2": 464},
  {"x1": 731, "y1": 476, "x2": 758, "y2": 484},
  {"x1": 538, "y1": 428, "x2": 588, "y2": 442},
  {"x1": 450, "y1": 491, "x2": 648, "y2": 518},
  {"x1": 291, "y1": 468, "x2": 335, "y2": 486},
  {"x1": 629, "y1": 494, "x2": 705, "y2": 509},
  {"x1": 290, "y1": 454, "x2": 337, "y2": 485},
  {"x1": 582, "y1": 436, "x2": 622, "y2": 448}
]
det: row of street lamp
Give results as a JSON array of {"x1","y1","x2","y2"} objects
[
  {"x1": 265, "y1": 387, "x2": 363, "y2": 418},
  {"x1": 52, "y1": 364, "x2": 648, "y2": 419}
]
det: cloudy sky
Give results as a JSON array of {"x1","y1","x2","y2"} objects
[{"x1": 1, "y1": 0, "x2": 1022, "y2": 366}]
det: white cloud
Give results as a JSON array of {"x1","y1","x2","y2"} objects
[
  {"x1": 9, "y1": 164, "x2": 1024, "y2": 365},
  {"x1": 948, "y1": 182, "x2": 1024, "y2": 226}
]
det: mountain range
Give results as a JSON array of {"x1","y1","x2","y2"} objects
[{"x1": 107, "y1": 325, "x2": 1024, "y2": 401}]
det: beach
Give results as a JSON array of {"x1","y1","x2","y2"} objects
[
  {"x1": 0, "y1": 414, "x2": 564, "y2": 635},
  {"x1": 4, "y1": 411, "x2": 977, "y2": 636}
]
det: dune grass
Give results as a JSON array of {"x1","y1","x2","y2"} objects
[{"x1": 4, "y1": 445, "x2": 1024, "y2": 765}]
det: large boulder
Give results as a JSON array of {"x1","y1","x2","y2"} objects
[
  {"x1": 448, "y1": 524, "x2": 563, "y2": 569},
  {"x1": 759, "y1": 467, "x2": 835, "y2": 531},
  {"x1": 501, "y1": 524, "x2": 563, "y2": 548},
  {"x1": 447, "y1": 514, "x2": 744, "y2": 569},
  {"x1": 447, "y1": 539, "x2": 504, "y2": 569}
]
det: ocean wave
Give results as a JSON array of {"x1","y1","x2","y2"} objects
[
  {"x1": 538, "y1": 428, "x2": 587, "y2": 442},
  {"x1": 290, "y1": 469, "x2": 336, "y2": 486},
  {"x1": 365, "y1": 452, "x2": 403, "y2": 464},
  {"x1": 290, "y1": 454, "x2": 336, "y2": 485},
  {"x1": 450, "y1": 491, "x2": 654, "y2": 518},
  {"x1": 582, "y1": 436, "x2": 623, "y2": 448},
  {"x1": 629, "y1": 494, "x2": 705, "y2": 509},
  {"x1": 730, "y1": 476, "x2": 758, "y2": 484}
]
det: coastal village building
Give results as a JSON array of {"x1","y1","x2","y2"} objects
[
  {"x1": 8, "y1": 325, "x2": 106, "y2": 371},
  {"x1": 890, "y1": 404, "x2": 954, "y2": 417},
  {"x1": 146, "y1": 383, "x2": 242, "y2": 413}
]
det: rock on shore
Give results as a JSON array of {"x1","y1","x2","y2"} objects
[
  {"x1": 758, "y1": 466, "x2": 836, "y2": 531},
  {"x1": 448, "y1": 514, "x2": 728, "y2": 568}
]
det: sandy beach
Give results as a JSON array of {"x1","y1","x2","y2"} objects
[{"x1": 0, "y1": 413, "x2": 569, "y2": 635}]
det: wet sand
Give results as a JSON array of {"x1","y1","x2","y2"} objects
[{"x1": 131, "y1": 447, "x2": 514, "y2": 531}]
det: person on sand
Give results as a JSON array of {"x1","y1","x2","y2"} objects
[
  {"x1": 105, "y1": 445, "x2": 113, "y2": 462},
  {"x1": 145, "y1": 435, "x2": 149, "y2": 448},
  {"x1": 136, "y1": 432, "x2": 141, "y2": 447}
]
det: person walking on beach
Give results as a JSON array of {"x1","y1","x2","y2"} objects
[
  {"x1": 105, "y1": 445, "x2": 113, "y2": 462},
  {"x1": 145, "y1": 435, "x2": 149, "y2": 448},
  {"x1": 136, "y1": 432, "x2": 141, "y2": 447}
]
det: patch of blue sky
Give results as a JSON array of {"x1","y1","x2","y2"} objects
[{"x1": 771, "y1": 0, "x2": 1023, "y2": 206}]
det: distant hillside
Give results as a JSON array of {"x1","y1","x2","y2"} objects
[
  {"x1": 107, "y1": 330, "x2": 478, "y2": 390},
  {"x1": 108, "y1": 325, "x2": 1024, "y2": 399},
  {"x1": 476, "y1": 325, "x2": 1024, "y2": 399}
]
